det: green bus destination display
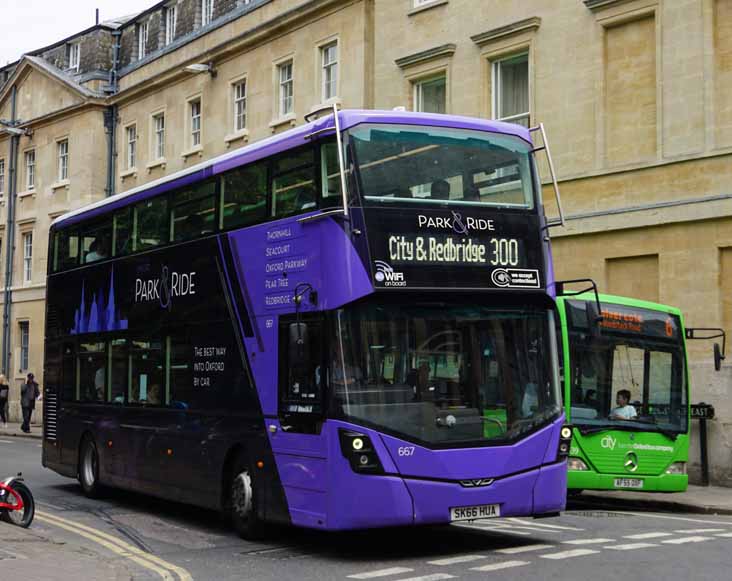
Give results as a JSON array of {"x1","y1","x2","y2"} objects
[{"x1": 363, "y1": 207, "x2": 545, "y2": 290}]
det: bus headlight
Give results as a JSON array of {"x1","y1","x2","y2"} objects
[
  {"x1": 665, "y1": 462, "x2": 687, "y2": 475},
  {"x1": 557, "y1": 424, "x2": 574, "y2": 459},
  {"x1": 338, "y1": 429, "x2": 384, "y2": 474},
  {"x1": 567, "y1": 457, "x2": 589, "y2": 471}
]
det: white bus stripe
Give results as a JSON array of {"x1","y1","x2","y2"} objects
[
  {"x1": 605, "y1": 543, "x2": 658, "y2": 551},
  {"x1": 470, "y1": 560, "x2": 530, "y2": 572},
  {"x1": 624, "y1": 532, "x2": 673, "y2": 540},
  {"x1": 563, "y1": 538, "x2": 614, "y2": 545},
  {"x1": 662, "y1": 536, "x2": 712, "y2": 545},
  {"x1": 427, "y1": 555, "x2": 486, "y2": 566},
  {"x1": 348, "y1": 568, "x2": 414, "y2": 579},
  {"x1": 540, "y1": 549, "x2": 601, "y2": 560}
]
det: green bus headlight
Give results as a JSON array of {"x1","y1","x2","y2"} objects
[
  {"x1": 665, "y1": 462, "x2": 686, "y2": 475},
  {"x1": 567, "y1": 457, "x2": 589, "y2": 471}
]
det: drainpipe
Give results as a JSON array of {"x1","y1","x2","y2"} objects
[
  {"x1": 104, "y1": 29, "x2": 121, "y2": 197},
  {"x1": 2, "y1": 85, "x2": 19, "y2": 376}
]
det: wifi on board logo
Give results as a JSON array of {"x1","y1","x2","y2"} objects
[{"x1": 374, "y1": 260, "x2": 406, "y2": 287}]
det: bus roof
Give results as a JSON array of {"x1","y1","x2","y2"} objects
[
  {"x1": 52, "y1": 109, "x2": 533, "y2": 229},
  {"x1": 558, "y1": 292, "x2": 683, "y2": 317}
]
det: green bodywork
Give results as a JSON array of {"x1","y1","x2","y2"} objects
[{"x1": 557, "y1": 293, "x2": 690, "y2": 493}]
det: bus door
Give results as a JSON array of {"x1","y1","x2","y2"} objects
[{"x1": 268, "y1": 317, "x2": 329, "y2": 525}]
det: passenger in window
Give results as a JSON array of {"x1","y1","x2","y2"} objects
[
  {"x1": 431, "y1": 179, "x2": 450, "y2": 200},
  {"x1": 86, "y1": 238, "x2": 109, "y2": 263},
  {"x1": 610, "y1": 389, "x2": 638, "y2": 420},
  {"x1": 94, "y1": 366, "x2": 105, "y2": 401},
  {"x1": 146, "y1": 383, "x2": 161, "y2": 405}
]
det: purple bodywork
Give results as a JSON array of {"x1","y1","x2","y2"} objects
[{"x1": 54, "y1": 110, "x2": 567, "y2": 529}]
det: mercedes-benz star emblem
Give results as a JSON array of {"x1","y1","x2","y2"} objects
[{"x1": 624, "y1": 452, "x2": 639, "y2": 473}]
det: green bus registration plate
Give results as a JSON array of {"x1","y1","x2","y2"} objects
[
  {"x1": 614, "y1": 478, "x2": 644, "y2": 489},
  {"x1": 450, "y1": 504, "x2": 501, "y2": 521}
]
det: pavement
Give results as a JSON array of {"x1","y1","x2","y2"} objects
[
  {"x1": 571, "y1": 485, "x2": 732, "y2": 516},
  {"x1": 0, "y1": 420, "x2": 42, "y2": 439}
]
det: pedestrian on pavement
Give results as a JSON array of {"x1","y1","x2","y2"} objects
[
  {"x1": 20, "y1": 373, "x2": 40, "y2": 433},
  {"x1": 0, "y1": 373, "x2": 9, "y2": 428}
]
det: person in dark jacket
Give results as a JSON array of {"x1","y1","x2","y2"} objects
[
  {"x1": 0, "y1": 374, "x2": 9, "y2": 428},
  {"x1": 20, "y1": 373, "x2": 40, "y2": 433}
]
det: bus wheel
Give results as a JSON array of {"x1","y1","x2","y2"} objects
[
  {"x1": 79, "y1": 436, "x2": 102, "y2": 498},
  {"x1": 228, "y1": 457, "x2": 264, "y2": 540}
]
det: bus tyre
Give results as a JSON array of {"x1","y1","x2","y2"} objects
[
  {"x1": 79, "y1": 436, "x2": 102, "y2": 498},
  {"x1": 228, "y1": 457, "x2": 264, "y2": 540}
]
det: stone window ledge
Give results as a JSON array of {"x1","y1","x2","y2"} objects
[
  {"x1": 225, "y1": 129, "x2": 250, "y2": 147},
  {"x1": 396, "y1": 44, "x2": 456, "y2": 69},
  {"x1": 471, "y1": 17, "x2": 542, "y2": 47},
  {"x1": 584, "y1": 0, "x2": 639, "y2": 12},
  {"x1": 146, "y1": 158, "x2": 167, "y2": 172},
  {"x1": 408, "y1": 0, "x2": 448, "y2": 17},
  {"x1": 269, "y1": 114, "x2": 297, "y2": 132},
  {"x1": 51, "y1": 180, "x2": 70, "y2": 191},
  {"x1": 17, "y1": 190, "x2": 36, "y2": 199},
  {"x1": 181, "y1": 145, "x2": 204, "y2": 159},
  {"x1": 120, "y1": 168, "x2": 137, "y2": 179}
]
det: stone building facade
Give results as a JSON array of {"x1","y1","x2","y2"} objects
[{"x1": 1, "y1": 0, "x2": 731, "y2": 484}]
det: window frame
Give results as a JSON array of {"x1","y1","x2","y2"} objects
[
  {"x1": 0, "y1": 158, "x2": 5, "y2": 195},
  {"x1": 152, "y1": 112, "x2": 166, "y2": 160},
  {"x1": 491, "y1": 51, "x2": 531, "y2": 126},
  {"x1": 126, "y1": 124, "x2": 137, "y2": 170},
  {"x1": 189, "y1": 98, "x2": 202, "y2": 148},
  {"x1": 277, "y1": 60, "x2": 294, "y2": 118},
  {"x1": 320, "y1": 41, "x2": 338, "y2": 102},
  {"x1": 67, "y1": 42, "x2": 80, "y2": 72},
  {"x1": 19, "y1": 320, "x2": 29, "y2": 373},
  {"x1": 201, "y1": 0, "x2": 214, "y2": 26},
  {"x1": 24, "y1": 149, "x2": 35, "y2": 191},
  {"x1": 137, "y1": 20, "x2": 149, "y2": 60},
  {"x1": 413, "y1": 74, "x2": 448, "y2": 114},
  {"x1": 22, "y1": 231, "x2": 33, "y2": 283},
  {"x1": 165, "y1": 3, "x2": 177, "y2": 45},
  {"x1": 57, "y1": 138, "x2": 69, "y2": 182},
  {"x1": 233, "y1": 79, "x2": 247, "y2": 133}
]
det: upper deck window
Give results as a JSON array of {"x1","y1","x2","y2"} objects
[{"x1": 350, "y1": 124, "x2": 535, "y2": 210}]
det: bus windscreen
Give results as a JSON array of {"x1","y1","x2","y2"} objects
[
  {"x1": 349, "y1": 124, "x2": 535, "y2": 210},
  {"x1": 330, "y1": 300, "x2": 561, "y2": 446}
]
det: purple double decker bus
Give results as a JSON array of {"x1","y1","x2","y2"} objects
[{"x1": 42, "y1": 109, "x2": 570, "y2": 537}]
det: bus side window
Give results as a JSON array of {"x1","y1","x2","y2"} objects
[
  {"x1": 221, "y1": 162, "x2": 267, "y2": 230},
  {"x1": 77, "y1": 342, "x2": 106, "y2": 403},
  {"x1": 109, "y1": 339, "x2": 127, "y2": 404},
  {"x1": 129, "y1": 340, "x2": 164, "y2": 405},
  {"x1": 320, "y1": 141, "x2": 343, "y2": 207},
  {"x1": 134, "y1": 198, "x2": 169, "y2": 251},
  {"x1": 271, "y1": 148, "x2": 316, "y2": 219},
  {"x1": 171, "y1": 180, "x2": 218, "y2": 242},
  {"x1": 113, "y1": 209, "x2": 132, "y2": 257},
  {"x1": 55, "y1": 230, "x2": 80, "y2": 271},
  {"x1": 81, "y1": 220, "x2": 113, "y2": 264}
]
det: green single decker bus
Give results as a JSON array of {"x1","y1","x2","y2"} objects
[{"x1": 557, "y1": 293, "x2": 694, "y2": 493}]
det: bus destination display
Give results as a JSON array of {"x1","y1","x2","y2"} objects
[{"x1": 365, "y1": 208, "x2": 544, "y2": 290}]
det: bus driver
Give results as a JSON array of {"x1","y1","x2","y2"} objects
[{"x1": 610, "y1": 389, "x2": 638, "y2": 420}]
